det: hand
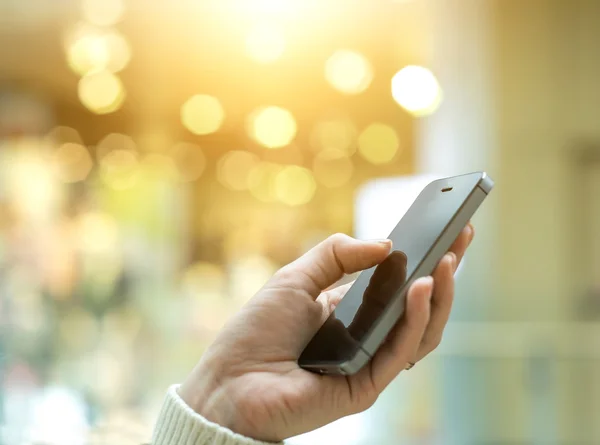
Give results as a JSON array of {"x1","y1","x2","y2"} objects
[{"x1": 179, "y1": 225, "x2": 474, "y2": 442}]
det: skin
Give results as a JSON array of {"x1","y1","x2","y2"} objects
[{"x1": 179, "y1": 225, "x2": 474, "y2": 443}]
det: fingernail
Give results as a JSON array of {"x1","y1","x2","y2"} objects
[
  {"x1": 468, "y1": 223, "x2": 475, "y2": 240},
  {"x1": 376, "y1": 239, "x2": 392, "y2": 248}
]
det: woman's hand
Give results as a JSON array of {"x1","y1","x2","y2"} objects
[{"x1": 179, "y1": 226, "x2": 474, "y2": 443}]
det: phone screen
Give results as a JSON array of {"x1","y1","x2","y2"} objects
[{"x1": 299, "y1": 176, "x2": 479, "y2": 365}]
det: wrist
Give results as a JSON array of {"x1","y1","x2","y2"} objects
[{"x1": 178, "y1": 363, "x2": 239, "y2": 432}]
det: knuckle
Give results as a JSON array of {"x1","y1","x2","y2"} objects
[{"x1": 328, "y1": 232, "x2": 351, "y2": 245}]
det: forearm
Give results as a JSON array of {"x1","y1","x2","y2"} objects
[{"x1": 151, "y1": 385, "x2": 283, "y2": 445}]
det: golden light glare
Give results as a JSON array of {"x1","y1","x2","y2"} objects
[
  {"x1": 100, "y1": 149, "x2": 140, "y2": 190},
  {"x1": 249, "y1": 106, "x2": 297, "y2": 149},
  {"x1": 248, "y1": 162, "x2": 282, "y2": 202},
  {"x1": 217, "y1": 150, "x2": 260, "y2": 191},
  {"x1": 181, "y1": 95, "x2": 225, "y2": 135},
  {"x1": 391, "y1": 65, "x2": 442, "y2": 116},
  {"x1": 66, "y1": 27, "x2": 131, "y2": 75},
  {"x1": 82, "y1": 0, "x2": 125, "y2": 27},
  {"x1": 52, "y1": 143, "x2": 94, "y2": 183},
  {"x1": 78, "y1": 70, "x2": 125, "y2": 114},
  {"x1": 274, "y1": 165, "x2": 316, "y2": 206},
  {"x1": 170, "y1": 142, "x2": 206, "y2": 182},
  {"x1": 325, "y1": 50, "x2": 373, "y2": 95},
  {"x1": 96, "y1": 133, "x2": 136, "y2": 161},
  {"x1": 309, "y1": 118, "x2": 357, "y2": 155},
  {"x1": 313, "y1": 149, "x2": 353, "y2": 188},
  {"x1": 357, "y1": 123, "x2": 400, "y2": 164},
  {"x1": 245, "y1": 23, "x2": 285, "y2": 63}
]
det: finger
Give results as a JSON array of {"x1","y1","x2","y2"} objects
[
  {"x1": 318, "y1": 281, "x2": 353, "y2": 315},
  {"x1": 415, "y1": 253, "x2": 455, "y2": 361},
  {"x1": 279, "y1": 234, "x2": 392, "y2": 300},
  {"x1": 367, "y1": 276, "x2": 433, "y2": 392},
  {"x1": 448, "y1": 224, "x2": 474, "y2": 271}
]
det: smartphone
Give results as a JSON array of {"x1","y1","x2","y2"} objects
[{"x1": 298, "y1": 171, "x2": 494, "y2": 375}]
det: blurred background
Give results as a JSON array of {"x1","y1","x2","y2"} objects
[{"x1": 1, "y1": 0, "x2": 600, "y2": 443}]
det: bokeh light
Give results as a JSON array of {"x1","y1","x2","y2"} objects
[
  {"x1": 313, "y1": 148, "x2": 353, "y2": 188},
  {"x1": 248, "y1": 161, "x2": 282, "y2": 202},
  {"x1": 82, "y1": 0, "x2": 125, "y2": 27},
  {"x1": 357, "y1": 123, "x2": 400, "y2": 164},
  {"x1": 45, "y1": 126, "x2": 83, "y2": 145},
  {"x1": 391, "y1": 65, "x2": 442, "y2": 116},
  {"x1": 170, "y1": 142, "x2": 206, "y2": 182},
  {"x1": 309, "y1": 118, "x2": 357, "y2": 155},
  {"x1": 217, "y1": 150, "x2": 260, "y2": 191},
  {"x1": 52, "y1": 143, "x2": 94, "y2": 183},
  {"x1": 325, "y1": 50, "x2": 373, "y2": 95},
  {"x1": 245, "y1": 23, "x2": 285, "y2": 63},
  {"x1": 66, "y1": 27, "x2": 131, "y2": 76},
  {"x1": 100, "y1": 149, "x2": 140, "y2": 190},
  {"x1": 96, "y1": 133, "x2": 137, "y2": 161},
  {"x1": 180, "y1": 94, "x2": 225, "y2": 135},
  {"x1": 274, "y1": 165, "x2": 316, "y2": 206},
  {"x1": 78, "y1": 70, "x2": 125, "y2": 114},
  {"x1": 248, "y1": 106, "x2": 297, "y2": 149}
]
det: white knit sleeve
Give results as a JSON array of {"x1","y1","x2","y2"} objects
[{"x1": 151, "y1": 385, "x2": 283, "y2": 445}]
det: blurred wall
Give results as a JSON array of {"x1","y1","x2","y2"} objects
[{"x1": 419, "y1": 0, "x2": 600, "y2": 443}]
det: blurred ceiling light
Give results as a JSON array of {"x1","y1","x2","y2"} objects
[
  {"x1": 309, "y1": 118, "x2": 357, "y2": 155},
  {"x1": 248, "y1": 161, "x2": 282, "y2": 202},
  {"x1": 181, "y1": 94, "x2": 225, "y2": 135},
  {"x1": 325, "y1": 50, "x2": 373, "y2": 95},
  {"x1": 65, "y1": 25, "x2": 131, "y2": 75},
  {"x1": 170, "y1": 142, "x2": 206, "y2": 182},
  {"x1": 217, "y1": 150, "x2": 260, "y2": 191},
  {"x1": 245, "y1": 23, "x2": 285, "y2": 63},
  {"x1": 45, "y1": 126, "x2": 83, "y2": 146},
  {"x1": 99, "y1": 149, "x2": 140, "y2": 190},
  {"x1": 82, "y1": 0, "x2": 125, "y2": 27},
  {"x1": 67, "y1": 30, "x2": 108, "y2": 76},
  {"x1": 248, "y1": 106, "x2": 297, "y2": 149},
  {"x1": 52, "y1": 143, "x2": 94, "y2": 183},
  {"x1": 274, "y1": 165, "x2": 316, "y2": 206},
  {"x1": 96, "y1": 133, "x2": 136, "y2": 161},
  {"x1": 391, "y1": 65, "x2": 442, "y2": 116},
  {"x1": 313, "y1": 148, "x2": 353, "y2": 188},
  {"x1": 357, "y1": 123, "x2": 400, "y2": 164},
  {"x1": 78, "y1": 70, "x2": 126, "y2": 114}
]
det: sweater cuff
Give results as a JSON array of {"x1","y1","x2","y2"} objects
[{"x1": 151, "y1": 385, "x2": 282, "y2": 445}]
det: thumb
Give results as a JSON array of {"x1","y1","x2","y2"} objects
[{"x1": 278, "y1": 233, "x2": 392, "y2": 300}]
